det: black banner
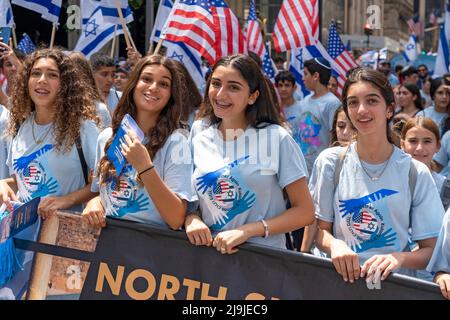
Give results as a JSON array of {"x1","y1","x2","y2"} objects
[{"x1": 66, "y1": 218, "x2": 443, "y2": 300}]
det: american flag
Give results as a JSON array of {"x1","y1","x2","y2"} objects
[
  {"x1": 262, "y1": 44, "x2": 277, "y2": 83},
  {"x1": 353, "y1": 211, "x2": 376, "y2": 234},
  {"x1": 111, "y1": 179, "x2": 131, "y2": 199},
  {"x1": 273, "y1": 0, "x2": 319, "y2": 52},
  {"x1": 17, "y1": 33, "x2": 36, "y2": 55},
  {"x1": 214, "y1": 181, "x2": 235, "y2": 202},
  {"x1": 23, "y1": 165, "x2": 39, "y2": 184},
  {"x1": 163, "y1": 0, "x2": 245, "y2": 66},
  {"x1": 327, "y1": 22, "x2": 358, "y2": 94},
  {"x1": 245, "y1": 0, "x2": 264, "y2": 58},
  {"x1": 407, "y1": 14, "x2": 423, "y2": 37}
]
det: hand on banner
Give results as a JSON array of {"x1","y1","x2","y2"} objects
[
  {"x1": 213, "y1": 228, "x2": 249, "y2": 255},
  {"x1": 435, "y1": 272, "x2": 450, "y2": 300},
  {"x1": 185, "y1": 213, "x2": 213, "y2": 246},
  {"x1": 82, "y1": 196, "x2": 106, "y2": 228},
  {"x1": 360, "y1": 253, "x2": 404, "y2": 282},
  {"x1": 38, "y1": 196, "x2": 72, "y2": 220},
  {"x1": 120, "y1": 132, "x2": 152, "y2": 174},
  {"x1": 0, "y1": 180, "x2": 18, "y2": 213},
  {"x1": 330, "y1": 238, "x2": 361, "y2": 283},
  {"x1": 126, "y1": 47, "x2": 142, "y2": 68}
]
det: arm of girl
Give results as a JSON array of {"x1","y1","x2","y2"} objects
[
  {"x1": 360, "y1": 237, "x2": 437, "y2": 281},
  {"x1": 316, "y1": 220, "x2": 361, "y2": 283},
  {"x1": 0, "y1": 176, "x2": 18, "y2": 212},
  {"x1": 184, "y1": 213, "x2": 213, "y2": 246},
  {"x1": 82, "y1": 195, "x2": 106, "y2": 228},
  {"x1": 121, "y1": 133, "x2": 186, "y2": 230},
  {"x1": 435, "y1": 272, "x2": 450, "y2": 300},
  {"x1": 213, "y1": 178, "x2": 315, "y2": 254}
]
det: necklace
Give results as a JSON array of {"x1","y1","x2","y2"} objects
[
  {"x1": 32, "y1": 114, "x2": 52, "y2": 145},
  {"x1": 356, "y1": 144, "x2": 394, "y2": 181}
]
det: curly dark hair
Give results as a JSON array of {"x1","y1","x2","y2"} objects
[
  {"x1": 8, "y1": 48, "x2": 99, "y2": 153},
  {"x1": 98, "y1": 55, "x2": 188, "y2": 184}
]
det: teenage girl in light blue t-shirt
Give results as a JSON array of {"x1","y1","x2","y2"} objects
[
  {"x1": 309, "y1": 68, "x2": 444, "y2": 285},
  {"x1": 186, "y1": 54, "x2": 315, "y2": 253}
]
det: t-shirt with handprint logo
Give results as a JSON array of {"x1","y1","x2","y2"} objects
[
  {"x1": 309, "y1": 143, "x2": 444, "y2": 270},
  {"x1": 92, "y1": 128, "x2": 197, "y2": 227},
  {"x1": 7, "y1": 114, "x2": 100, "y2": 206},
  {"x1": 427, "y1": 207, "x2": 450, "y2": 275},
  {"x1": 284, "y1": 93, "x2": 340, "y2": 175},
  {"x1": 2, "y1": 114, "x2": 100, "y2": 299},
  {"x1": 0, "y1": 104, "x2": 9, "y2": 180},
  {"x1": 191, "y1": 124, "x2": 308, "y2": 249}
]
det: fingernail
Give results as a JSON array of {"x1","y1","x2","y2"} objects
[
  {"x1": 344, "y1": 278, "x2": 348, "y2": 282},
  {"x1": 350, "y1": 280, "x2": 354, "y2": 283}
]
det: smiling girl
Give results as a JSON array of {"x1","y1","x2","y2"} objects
[
  {"x1": 309, "y1": 68, "x2": 444, "y2": 284},
  {"x1": 186, "y1": 54, "x2": 314, "y2": 254}
]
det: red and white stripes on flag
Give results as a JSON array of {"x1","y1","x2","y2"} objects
[
  {"x1": 162, "y1": 0, "x2": 245, "y2": 66},
  {"x1": 273, "y1": 0, "x2": 319, "y2": 52},
  {"x1": 163, "y1": 0, "x2": 216, "y2": 65},
  {"x1": 245, "y1": 0, "x2": 265, "y2": 58}
]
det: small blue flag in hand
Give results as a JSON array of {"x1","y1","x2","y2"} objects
[{"x1": 17, "y1": 33, "x2": 36, "y2": 55}]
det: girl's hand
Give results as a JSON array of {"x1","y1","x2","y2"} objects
[
  {"x1": 0, "y1": 180, "x2": 18, "y2": 213},
  {"x1": 82, "y1": 197, "x2": 106, "y2": 228},
  {"x1": 212, "y1": 228, "x2": 250, "y2": 255},
  {"x1": 38, "y1": 196, "x2": 72, "y2": 220},
  {"x1": 360, "y1": 253, "x2": 404, "y2": 281},
  {"x1": 185, "y1": 214, "x2": 213, "y2": 246},
  {"x1": 330, "y1": 239, "x2": 361, "y2": 283},
  {"x1": 120, "y1": 133, "x2": 152, "y2": 173},
  {"x1": 435, "y1": 273, "x2": 450, "y2": 300}
]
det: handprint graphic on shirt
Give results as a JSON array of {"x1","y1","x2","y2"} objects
[
  {"x1": 210, "y1": 191, "x2": 256, "y2": 231},
  {"x1": 13, "y1": 144, "x2": 53, "y2": 173},
  {"x1": 338, "y1": 189, "x2": 399, "y2": 253},
  {"x1": 196, "y1": 156, "x2": 250, "y2": 194}
]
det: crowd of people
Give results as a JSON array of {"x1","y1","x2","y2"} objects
[{"x1": 0, "y1": 41, "x2": 449, "y2": 300}]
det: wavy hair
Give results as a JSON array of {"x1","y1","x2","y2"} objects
[
  {"x1": 8, "y1": 48, "x2": 98, "y2": 152},
  {"x1": 98, "y1": 55, "x2": 187, "y2": 184}
]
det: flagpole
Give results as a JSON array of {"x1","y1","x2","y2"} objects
[
  {"x1": 110, "y1": 24, "x2": 118, "y2": 59},
  {"x1": 154, "y1": 38, "x2": 164, "y2": 55},
  {"x1": 12, "y1": 24, "x2": 17, "y2": 48},
  {"x1": 50, "y1": 23, "x2": 57, "y2": 49},
  {"x1": 114, "y1": 0, "x2": 132, "y2": 49}
]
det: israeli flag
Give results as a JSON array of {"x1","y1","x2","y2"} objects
[
  {"x1": 289, "y1": 41, "x2": 333, "y2": 99},
  {"x1": 403, "y1": 34, "x2": 418, "y2": 63},
  {"x1": 99, "y1": 0, "x2": 134, "y2": 25},
  {"x1": 12, "y1": 0, "x2": 61, "y2": 24},
  {"x1": 150, "y1": 0, "x2": 173, "y2": 42},
  {"x1": 0, "y1": 0, "x2": 14, "y2": 27},
  {"x1": 74, "y1": 0, "x2": 124, "y2": 59},
  {"x1": 434, "y1": 1, "x2": 450, "y2": 77},
  {"x1": 164, "y1": 40, "x2": 205, "y2": 91}
]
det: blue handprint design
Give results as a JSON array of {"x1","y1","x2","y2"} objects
[
  {"x1": 339, "y1": 189, "x2": 398, "y2": 218},
  {"x1": 13, "y1": 144, "x2": 53, "y2": 173},
  {"x1": 356, "y1": 226, "x2": 397, "y2": 253},
  {"x1": 210, "y1": 191, "x2": 256, "y2": 231},
  {"x1": 113, "y1": 194, "x2": 150, "y2": 218},
  {"x1": 29, "y1": 177, "x2": 58, "y2": 199},
  {"x1": 196, "y1": 156, "x2": 250, "y2": 194}
]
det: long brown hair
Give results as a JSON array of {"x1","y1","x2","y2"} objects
[
  {"x1": 98, "y1": 55, "x2": 187, "y2": 183},
  {"x1": 8, "y1": 48, "x2": 98, "y2": 152}
]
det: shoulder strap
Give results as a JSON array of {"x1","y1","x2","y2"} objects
[
  {"x1": 76, "y1": 137, "x2": 89, "y2": 186},
  {"x1": 333, "y1": 146, "x2": 349, "y2": 191},
  {"x1": 408, "y1": 158, "x2": 418, "y2": 200}
]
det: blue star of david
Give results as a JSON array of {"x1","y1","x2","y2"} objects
[
  {"x1": 170, "y1": 51, "x2": 184, "y2": 62},
  {"x1": 85, "y1": 19, "x2": 100, "y2": 37}
]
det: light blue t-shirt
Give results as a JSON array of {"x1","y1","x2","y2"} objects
[
  {"x1": 310, "y1": 143, "x2": 444, "y2": 266},
  {"x1": 191, "y1": 124, "x2": 308, "y2": 249},
  {"x1": 434, "y1": 130, "x2": 450, "y2": 178},
  {"x1": 92, "y1": 128, "x2": 197, "y2": 227},
  {"x1": 95, "y1": 100, "x2": 112, "y2": 129},
  {"x1": 427, "y1": 207, "x2": 450, "y2": 274},
  {"x1": 2, "y1": 115, "x2": 100, "y2": 299},
  {"x1": 417, "y1": 106, "x2": 448, "y2": 136},
  {"x1": 0, "y1": 105, "x2": 10, "y2": 179},
  {"x1": 284, "y1": 92, "x2": 340, "y2": 174}
]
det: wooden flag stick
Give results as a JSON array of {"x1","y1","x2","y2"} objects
[
  {"x1": 110, "y1": 24, "x2": 118, "y2": 58},
  {"x1": 114, "y1": 0, "x2": 131, "y2": 48},
  {"x1": 50, "y1": 23, "x2": 57, "y2": 49},
  {"x1": 12, "y1": 25, "x2": 17, "y2": 48},
  {"x1": 153, "y1": 38, "x2": 164, "y2": 55}
]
